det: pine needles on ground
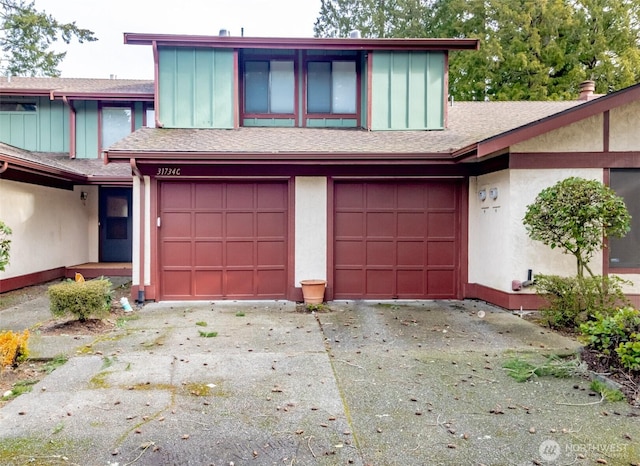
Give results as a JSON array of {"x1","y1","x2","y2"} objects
[{"x1": 502, "y1": 354, "x2": 585, "y2": 382}]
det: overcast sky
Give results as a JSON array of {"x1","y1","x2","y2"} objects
[{"x1": 34, "y1": 0, "x2": 322, "y2": 79}]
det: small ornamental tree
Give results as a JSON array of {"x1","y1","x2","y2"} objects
[
  {"x1": 523, "y1": 177, "x2": 631, "y2": 279},
  {"x1": 524, "y1": 177, "x2": 632, "y2": 329},
  {"x1": 0, "y1": 220, "x2": 11, "y2": 272}
]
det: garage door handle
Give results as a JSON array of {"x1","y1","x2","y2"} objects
[{"x1": 157, "y1": 217, "x2": 161, "y2": 227}]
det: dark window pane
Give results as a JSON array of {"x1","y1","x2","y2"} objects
[
  {"x1": 245, "y1": 61, "x2": 269, "y2": 113},
  {"x1": 308, "y1": 62, "x2": 331, "y2": 113},
  {"x1": 609, "y1": 169, "x2": 640, "y2": 268},
  {"x1": 0, "y1": 102, "x2": 37, "y2": 111}
]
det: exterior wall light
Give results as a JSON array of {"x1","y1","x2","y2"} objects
[{"x1": 80, "y1": 191, "x2": 88, "y2": 201}]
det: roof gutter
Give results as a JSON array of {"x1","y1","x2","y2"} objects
[
  {"x1": 61, "y1": 95, "x2": 77, "y2": 159},
  {"x1": 0, "y1": 161, "x2": 8, "y2": 174},
  {"x1": 124, "y1": 32, "x2": 480, "y2": 51},
  {"x1": 152, "y1": 41, "x2": 164, "y2": 128}
]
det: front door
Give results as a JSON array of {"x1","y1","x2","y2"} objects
[{"x1": 99, "y1": 187, "x2": 133, "y2": 262}]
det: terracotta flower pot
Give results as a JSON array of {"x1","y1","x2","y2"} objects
[{"x1": 300, "y1": 279, "x2": 326, "y2": 304}]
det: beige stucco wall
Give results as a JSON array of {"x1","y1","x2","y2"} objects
[
  {"x1": 609, "y1": 100, "x2": 640, "y2": 151},
  {"x1": 468, "y1": 168, "x2": 603, "y2": 293},
  {"x1": 511, "y1": 113, "x2": 603, "y2": 152},
  {"x1": 0, "y1": 179, "x2": 98, "y2": 281},
  {"x1": 294, "y1": 177, "x2": 327, "y2": 284}
]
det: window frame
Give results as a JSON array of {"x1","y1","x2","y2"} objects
[
  {"x1": 607, "y1": 168, "x2": 640, "y2": 272},
  {"x1": 0, "y1": 101, "x2": 38, "y2": 112},
  {"x1": 303, "y1": 54, "x2": 360, "y2": 124},
  {"x1": 98, "y1": 102, "x2": 135, "y2": 154},
  {"x1": 240, "y1": 55, "x2": 298, "y2": 120}
]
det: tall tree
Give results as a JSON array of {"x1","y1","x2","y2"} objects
[
  {"x1": 0, "y1": 0, "x2": 96, "y2": 77},
  {"x1": 313, "y1": 0, "x2": 640, "y2": 100}
]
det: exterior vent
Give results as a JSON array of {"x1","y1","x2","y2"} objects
[
  {"x1": 219, "y1": 29, "x2": 230, "y2": 37},
  {"x1": 350, "y1": 30, "x2": 361, "y2": 38}
]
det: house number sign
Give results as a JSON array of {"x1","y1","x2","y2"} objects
[{"x1": 156, "y1": 167, "x2": 181, "y2": 176}]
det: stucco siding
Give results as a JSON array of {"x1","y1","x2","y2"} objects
[
  {"x1": 609, "y1": 100, "x2": 640, "y2": 151},
  {"x1": 469, "y1": 168, "x2": 603, "y2": 294},
  {"x1": 511, "y1": 114, "x2": 603, "y2": 152},
  {"x1": 0, "y1": 180, "x2": 98, "y2": 280},
  {"x1": 294, "y1": 177, "x2": 327, "y2": 284}
]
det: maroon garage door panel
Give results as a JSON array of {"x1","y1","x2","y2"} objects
[
  {"x1": 334, "y1": 181, "x2": 459, "y2": 299},
  {"x1": 159, "y1": 182, "x2": 288, "y2": 300}
]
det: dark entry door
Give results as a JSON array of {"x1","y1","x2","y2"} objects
[{"x1": 99, "y1": 187, "x2": 133, "y2": 262}]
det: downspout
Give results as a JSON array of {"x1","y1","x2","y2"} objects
[
  {"x1": 152, "y1": 40, "x2": 164, "y2": 128},
  {"x1": 131, "y1": 158, "x2": 146, "y2": 303},
  {"x1": 61, "y1": 95, "x2": 77, "y2": 158}
]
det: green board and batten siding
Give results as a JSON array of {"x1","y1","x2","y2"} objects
[
  {"x1": 74, "y1": 100, "x2": 98, "y2": 159},
  {"x1": 158, "y1": 47, "x2": 235, "y2": 129},
  {"x1": 0, "y1": 96, "x2": 69, "y2": 152},
  {"x1": 371, "y1": 51, "x2": 445, "y2": 131}
]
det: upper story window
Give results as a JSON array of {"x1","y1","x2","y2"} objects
[
  {"x1": 0, "y1": 102, "x2": 37, "y2": 112},
  {"x1": 101, "y1": 105, "x2": 133, "y2": 150},
  {"x1": 307, "y1": 60, "x2": 357, "y2": 114},
  {"x1": 244, "y1": 60, "x2": 295, "y2": 114}
]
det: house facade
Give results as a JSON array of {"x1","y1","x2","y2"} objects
[
  {"x1": 0, "y1": 78, "x2": 153, "y2": 289},
  {"x1": 2, "y1": 33, "x2": 640, "y2": 309}
]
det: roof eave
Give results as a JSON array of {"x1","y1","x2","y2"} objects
[
  {"x1": 123, "y1": 33, "x2": 479, "y2": 51},
  {"x1": 476, "y1": 83, "x2": 640, "y2": 159},
  {"x1": 106, "y1": 150, "x2": 457, "y2": 164}
]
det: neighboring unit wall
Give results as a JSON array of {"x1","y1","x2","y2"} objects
[
  {"x1": 158, "y1": 47, "x2": 235, "y2": 128},
  {"x1": 0, "y1": 96, "x2": 69, "y2": 152},
  {"x1": 370, "y1": 51, "x2": 445, "y2": 130},
  {"x1": 0, "y1": 180, "x2": 98, "y2": 281},
  {"x1": 609, "y1": 100, "x2": 640, "y2": 151},
  {"x1": 512, "y1": 113, "x2": 603, "y2": 152},
  {"x1": 294, "y1": 177, "x2": 327, "y2": 284},
  {"x1": 468, "y1": 168, "x2": 603, "y2": 297}
]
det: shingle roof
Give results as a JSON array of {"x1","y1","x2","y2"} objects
[
  {"x1": 108, "y1": 101, "x2": 585, "y2": 155},
  {"x1": 0, "y1": 77, "x2": 154, "y2": 97},
  {"x1": 0, "y1": 142, "x2": 131, "y2": 178}
]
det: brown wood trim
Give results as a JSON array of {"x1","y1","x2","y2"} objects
[
  {"x1": 603, "y1": 110, "x2": 609, "y2": 152},
  {"x1": 65, "y1": 264, "x2": 132, "y2": 279},
  {"x1": 478, "y1": 84, "x2": 640, "y2": 158},
  {"x1": 233, "y1": 49, "x2": 239, "y2": 129},
  {"x1": 0, "y1": 267, "x2": 65, "y2": 293},
  {"x1": 124, "y1": 33, "x2": 480, "y2": 51},
  {"x1": 444, "y1": 52, "x2": 449, "y2": 129},
  {"x1": 149, "y1": 177, "x2": 159, "y2": 303},
  {"x1": 286, "y1": 177, "x2": 296, "y2": 301},
  {"x1": 326, "y1": 177, "x2": 335, "y2": 301},
  {"x1": 465, "y1": 283, "x2": 546, "y2": 310},
  {"x1": 510, "y1": 152, "x2": 640, "y2": 169},
  {"x1": 367, "y1": 53, "x2": 373, "y2": 131},
  {"x1": 458, "y1": 177, "x2": 468, "y2": 299}
]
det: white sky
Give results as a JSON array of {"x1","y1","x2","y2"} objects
[{"x1": 34, "y1": 0, "x2": 322, "y2": 79}]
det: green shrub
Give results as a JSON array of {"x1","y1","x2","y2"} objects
[
  {"x1": 48, "y1": 278, "x2": 113, "y2": 322},
  {"x1": 535, "y1": 274, "x2": 629, "y2": 330},
  {"x1": 580, "y1": 307, "x2": 639, "y2": 355},
  {"x1": 616, "y1": 337, "x2": 640, "y2": 371}
]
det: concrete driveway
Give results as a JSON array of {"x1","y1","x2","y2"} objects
[{"x1": 0, "y1": 298, "x2": 638, "y2": 465}]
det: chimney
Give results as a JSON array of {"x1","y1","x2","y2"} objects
[
  {"x1": 349, "y1": 30, "x2": 361, "y2": 38},
  {"x1": 578, "y1": 80, "x2": 596, "y2": 100}
]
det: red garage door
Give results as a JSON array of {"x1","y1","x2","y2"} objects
[
  {"x1": 159, "y1": 181, "x2": 288, "y2": 300},
  {"x1": 334, "y1": 181, "x2": 460, "y2": 299}
]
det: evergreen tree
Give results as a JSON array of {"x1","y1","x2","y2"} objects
[{"x1": 0, "y1": 0, "x2": 96, "y2": 77}]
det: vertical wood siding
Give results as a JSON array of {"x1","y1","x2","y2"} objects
[
  {"x1": 371, "y1": 51, "x2": 445, "y2": 130},
  {"x1": 159, "y1": 46, "x2": 235, "y2": 128},
  {"x1": 0, "y1": 97, "x2": 68, "y2": 152}
]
